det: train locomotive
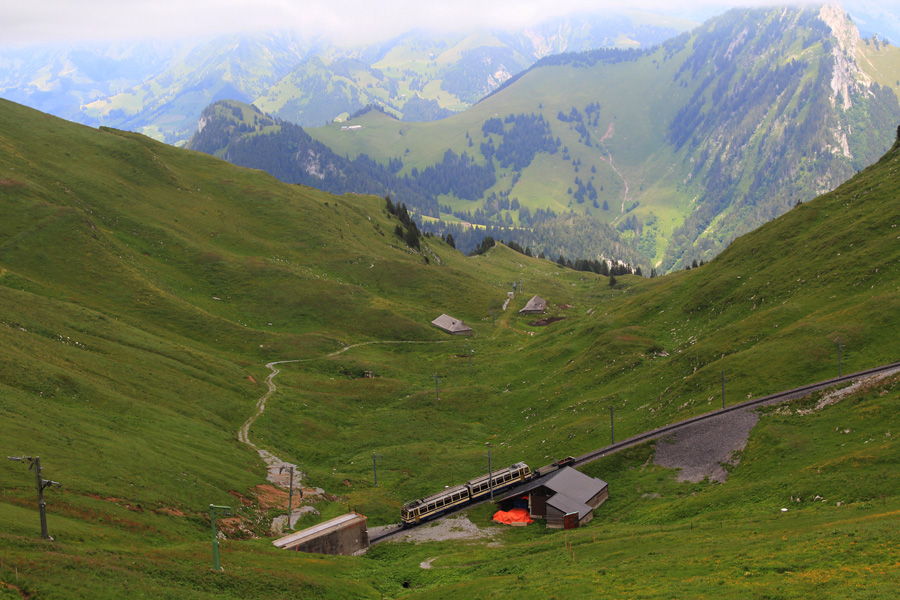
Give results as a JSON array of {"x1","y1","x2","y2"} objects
[{"x1": 400, "y1": 457, "x2": 574, "y2": 527}]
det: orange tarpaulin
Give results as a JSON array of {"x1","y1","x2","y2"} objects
[{"x1": 492, "y1": 508, "x2": 534, "y2": 525}]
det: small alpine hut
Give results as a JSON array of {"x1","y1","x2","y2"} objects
[
  {"x1": 496, "y1": 467, "x2": 608, "y2": 529},
  {"x1": 519, "y1": 295, "x2": 547, "y2": 315},
  {"x1": 431, "y1": 313, "x2": 473, "y2": 335},
  {"x1": 272, "y1": 512, "x2": 369, "y2": 555}
]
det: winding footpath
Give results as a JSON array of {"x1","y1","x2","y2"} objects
[
  {"x1": 238, "y1": 360, "x2": 301, "y2": 474},
  {"x1": 239, "y1": 341, "x2": 449, "y2": 532},
  {"x1": 238, "y1": 360, "x2": 321, "y2": 532}
]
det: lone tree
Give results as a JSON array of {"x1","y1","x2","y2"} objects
[{"x1": 609, "y1": 274, "x2": 617, "y2": 287}]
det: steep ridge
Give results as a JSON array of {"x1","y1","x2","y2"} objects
[{"x1": 299, "y1": 6, "x2": 900, "y2": 271}]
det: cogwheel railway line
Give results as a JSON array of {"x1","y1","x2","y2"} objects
[{"x1": 369, "y1": 361, "x2": 900, "y2": 546}]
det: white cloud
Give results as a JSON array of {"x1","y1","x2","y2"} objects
[{"x1": 0, "y1": 0, "x2": 838, "y2": 48}]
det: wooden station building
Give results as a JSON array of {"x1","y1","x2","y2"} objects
[{"x1": 497, "y1": 467, "x2": 608, "y2": 529}]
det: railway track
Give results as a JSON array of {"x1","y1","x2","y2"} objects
[
  {"x1": 572, "y1": 361, "x2": 900, "y2": 467},
  {"x1": 371, "y1": 361, "x2": 900, "y2": 545}
]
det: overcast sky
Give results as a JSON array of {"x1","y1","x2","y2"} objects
[{"x1": 0, "y1": 0, "x2": 840, "y2": 49}]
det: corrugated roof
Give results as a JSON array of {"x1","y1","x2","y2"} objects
[
  {"x1": 543, "y1": 467, "x2": 607, "y2": 504},
  {"x1": 496, "y1": 467, "x2": 607, "y2": 504},
  {"x1": 272, "y1": 512, "x2": 366, "y2": 549},
  {"x1": 546, "y1": 493, "x2": 592, "y2": 520},
  {"x1": 431, "y1": 314, "x2": 472, "y2": 334}
]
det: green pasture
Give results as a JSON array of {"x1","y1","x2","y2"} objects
[{"x1": 2, "y1": 99, "x2": 900, "y2": 597}]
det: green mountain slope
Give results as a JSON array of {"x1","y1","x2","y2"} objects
[
  {"x1": 187, "y1": 99, "x2": 647, "y2": 266},
  {"x1": 303, "y1": 5, "x2": 900, "y2": 272},
  {"x1": 3, "y1": 98, "x2": 900, "y2": 597}
]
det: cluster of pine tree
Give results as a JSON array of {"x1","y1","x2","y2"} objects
[
  {"x1": 385, "y1": 196, "x2": 422, "y2": 250},
  {"x1": 553, "y1": 255, "x2": 637, "y2": 277},
  {"x1": 410, "y1": 149, "x2": 495, "y2": 201},
  {"x1": 469, "y1": 236, "x2": 496, "y2": 256},
  {"x1": 480, "y1": 113, "x2": 559, "y2": 170},
  {"x1": 572, "y1": 176, "x2": 599, "y2": 205},
  {"x1": 534, "y1": 46, "x2": 646, "y2": 69}
]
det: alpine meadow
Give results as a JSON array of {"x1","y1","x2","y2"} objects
[{"x1": 3, "y1": 2, "x2": 900, "y2": 599}]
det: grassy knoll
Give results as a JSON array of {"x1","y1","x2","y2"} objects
[{"x1": 2, "y1": 98, "x2": 900, "y2": 597}]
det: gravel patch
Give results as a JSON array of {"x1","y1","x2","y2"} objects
[
  {"x1": 654, "y1": 407, "x2": 759, "y2": 482},
  {"x1": 376, "y1": 515, "x2": 497, "y2": 544},
  {"x1": 795, "y1": 366, "x2": 900, "y2": 415}
]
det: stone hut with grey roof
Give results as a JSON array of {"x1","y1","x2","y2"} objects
[
  {"x1": 519, "y1": 295, "x2": 547, "y2": 314},
  {"x1": 431, "y1": 314, "x2": 473, "y2": 335}
]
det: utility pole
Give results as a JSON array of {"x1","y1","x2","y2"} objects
[
  {"x1": 722, "y1": 370, "x2": 726, "y2": 410},
  {"x1": 837, "y1": 337, "x2": 842, "y2": 377},
  {"x1": 209, "y1": 504, "x2": 233, "y2": 572},
  {"x1": 279, "y1": 465, "x2": 295, "y2": 530},
  {"x1": 610, "y1": 407, "x2": 615, "y2": 444},
  {"x1": 7, "y1": 455, "x2": 61, "y2": 540},
  {"x1": 467, "y1": 341, "x2": 472, "y2": 367},
  {"x1": 372, "y1": 453, "x2": 383, "y2": 487},
  {"x1": 433, "y1": 373, "x2": 441, "y2": 400},
  {"x1": 486, "y1": 448, "x2": 494, "y2": 501}
]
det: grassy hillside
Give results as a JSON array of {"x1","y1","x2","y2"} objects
[{"x1": 3, "y1": 98, "x2": 900, "y2": 598}]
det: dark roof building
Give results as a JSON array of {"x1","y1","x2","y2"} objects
[
  {"x1": 431, "y1": 313, "x2": 473, "y2": 335},
  {"x1": 272, "y1": 512, "x2": 369, "y2": 555},
  {"x1": 497, "y1": 467, "x2": 608, "y2": 529},
  {"x1": 519, "y1": 295, "x2": 547, "y2": 314}
]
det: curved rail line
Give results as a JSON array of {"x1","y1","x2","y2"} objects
[
  {"x1": 370, "y1": 360, "x2": 900, "y2": 545},
  {"x1": 571, "y1": 361, "x2": 900, "y2": 467}
]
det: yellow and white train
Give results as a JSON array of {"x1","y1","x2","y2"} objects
[{"x1": 400, "y1": 457, "x2": 574, "y2": 527}]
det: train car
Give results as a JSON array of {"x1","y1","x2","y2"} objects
[
  {"x1": 401, "y1": 483, "x2": 470, "y2": 527},
  {"x1": 466, "y1": 462, "x2": 532, "y2": 502},
  {"x1": 533, "y1": 456, "x2": 576, "y2": 478},
  {"x1": 400, "y1": 462, "x2": 533, "y2": 527}
]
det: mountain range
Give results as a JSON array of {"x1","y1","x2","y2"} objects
[
  {"x1": 0, "y1": 11, "x2": 692, "y2": 146},
  {"x1": 188, "y1": 5, "x2": 900, "y2": 271}
]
